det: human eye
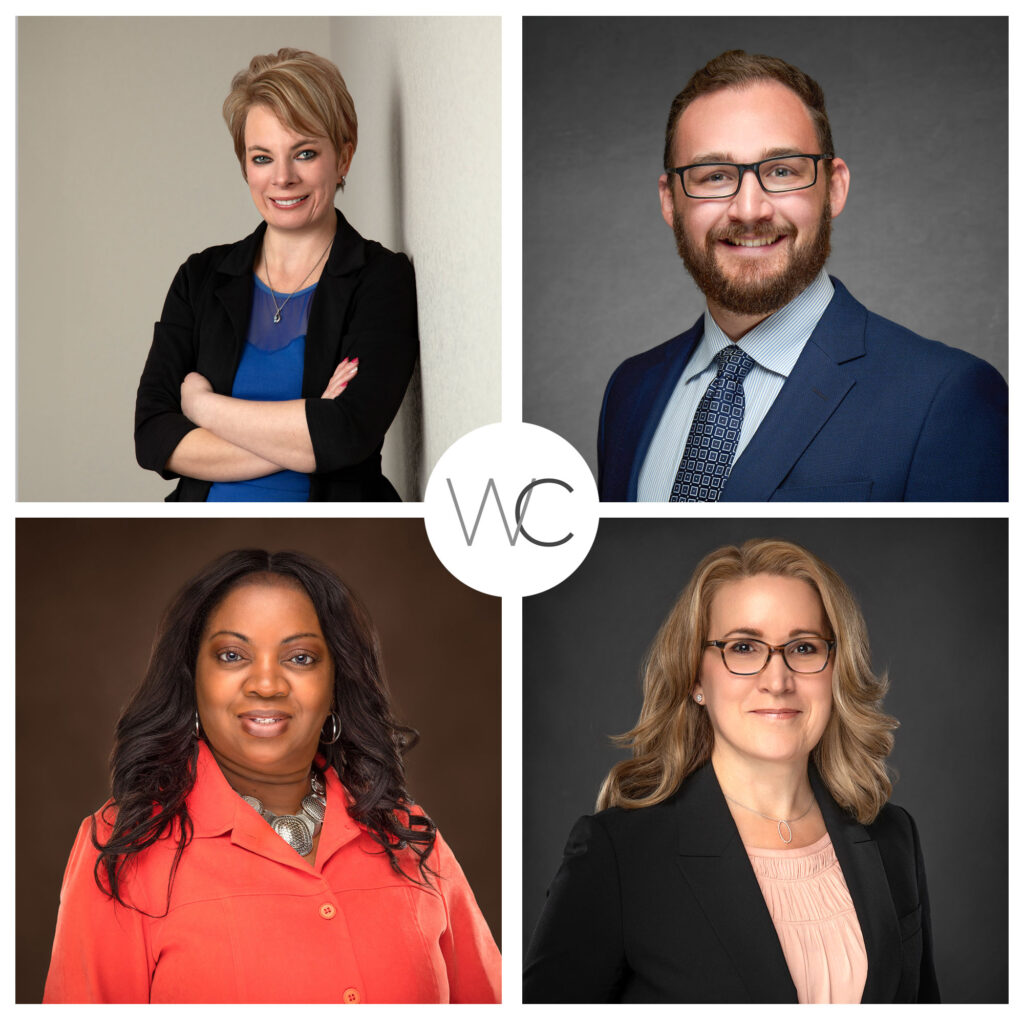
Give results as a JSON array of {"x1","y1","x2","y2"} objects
[
  {"x1": 789, "y1": 638, "x2": 823, "y2": 656},
  {"x1": 763, "y1": 161, "x2": 795, "y2": 179},
  {"x1": 726, "y1": 639, "x2": 761, "y2": 656},
  {"x1": 697, "y1": 165, "x2": 736, "y2": 186},
  {"x1": 216, "y1": 649, "x2": 246, "y2": 664},
  {"x1": 296, "y1": 149, "x2": 318, "y2": 160},
  {"x1": 287, "y1": 651, "x2": 319, "y2": 666},
  {"x1": 251, "y1": 154, "x2": 271, "y2": 165}
]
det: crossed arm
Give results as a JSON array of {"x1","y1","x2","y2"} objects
[{"x1": 166, "y1": 359, "x2": 358, "y2": 481}]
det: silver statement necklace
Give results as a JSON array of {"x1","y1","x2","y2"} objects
[
  {"x1": 723, "y1": 790, "x2": 814, "y2": 844},
  {"x1": 263, "y1": 238, "x2": 333, "y2": 324},
  {"x1": 240, "y1": 770, "x2": 326, "y2": 856}
]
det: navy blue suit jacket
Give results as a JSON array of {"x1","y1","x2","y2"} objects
[{"x1": 597, "y1": 278, "x2": 1007, "y2": 501}]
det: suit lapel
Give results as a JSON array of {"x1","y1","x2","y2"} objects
[
  {"x1": 674, "y1": 765, "x2": 798, "y2": 1002},
  {"x1": 302, "y1": 210, "x2": 366, "y2": 397},
  {"x1": 208, "y1": 223, "x2": 264, "y2": 392},
  {"x1": 811, "y1": 770, "x2": 902, "y2": 1003},
  {"x1": 722, "y1": 278, "x2": 868, "y2": 500},
  {"x1": 626, "y1": 320, "x2": 702, "y2": 499}
]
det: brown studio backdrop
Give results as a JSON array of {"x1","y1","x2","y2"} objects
[{"x1": 16, "y1": 518, "x2": 501, "y2": 1003}]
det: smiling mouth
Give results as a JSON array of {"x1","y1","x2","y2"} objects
[
  {"x1": 270, "y1": 195, "x2": 309, "y2": 208},
  {"x1": 721, "y1": 234, "x2": 785, "y2": 248}
]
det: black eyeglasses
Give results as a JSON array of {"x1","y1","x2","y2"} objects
[
  {"x1": 704, "y1": 636, "x2": 835, "y2": 675},
  {"x1": 669, "y1": 153, "x2": 833, "y2": 199}
]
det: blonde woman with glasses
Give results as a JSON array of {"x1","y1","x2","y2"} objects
[{"x1": 524, "y1": 538, "x2": 937, "y2": 1004}]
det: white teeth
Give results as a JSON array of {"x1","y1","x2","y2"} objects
[
  {"x1": 251, "y1": 717, "x2": 281, "y2": 724},
  {"x1": 273, "y1": 196, "x2": 306, "y2": 207},
  {"x1": 730, "y1": 237, "x2": 778, "y2": 247}
]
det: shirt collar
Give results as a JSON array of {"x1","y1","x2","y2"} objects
[
  {"x1": 189, "y1": 740, "x2": 363, "y2": 860},
  {"x1": 689, "y1": 269, "x2": 834, "y2": 382}
]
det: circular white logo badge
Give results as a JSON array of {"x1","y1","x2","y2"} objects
[{"x1": 423, "y1": 423, "x2": 600, "y2": 596}]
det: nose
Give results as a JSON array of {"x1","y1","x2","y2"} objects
[
  {"x1": 271, "y1": 160, "x2": 298, "y2": 188},
  {"x1": 727, "y1": 167, "x2": 775, "y2": 224},
  {"x1": 758, "y1": 649, "x2": 795, "y2": 693},
  {"x1": 246, "y1": 654, "x2": 288, "y2": 697}
]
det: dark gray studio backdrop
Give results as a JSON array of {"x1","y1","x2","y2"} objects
[
  {"x1": 523, "y1": 519, "x2": 1007, "y2": 1003},
  {"x1": 523, "y1": 17, "x2": 1008, "y2": 475}
]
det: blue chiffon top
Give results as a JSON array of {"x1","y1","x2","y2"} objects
[{"x1": 206, "y1": 276, "x2": 315, "y2": 502}]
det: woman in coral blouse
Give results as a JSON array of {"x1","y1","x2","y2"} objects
[
  {"x1": 524, "y1": 539, "x2": 938, "y2": 1003},
  {"x1": 44, "y1": 550, "x2": 500, "y2": 1003}
]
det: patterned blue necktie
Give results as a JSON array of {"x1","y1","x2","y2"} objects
[{"x1": 670, "y1": 344, "x2": 755, "y2": 502}]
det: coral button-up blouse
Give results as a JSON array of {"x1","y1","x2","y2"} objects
[{"x1": 43, "y1": 742, "x2": 501, "y2": 1003}]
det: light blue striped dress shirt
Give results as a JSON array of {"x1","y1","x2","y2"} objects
[{"x1": 637, "y1": 270, "x2": 835, "y2": 502}]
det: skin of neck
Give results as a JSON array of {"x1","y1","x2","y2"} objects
[
  {"x1": 262, "y1": 218, "x2": 337, "y2": 281},
  {"x1": 710, "y1": 744, "x2": 814, "y2": 819},
  {"x1": 209, "y1": 748, "x2": 315, "y2": 817},
  {"x1": 706, "y1": 300, "x2": 775, "y2": 343}
]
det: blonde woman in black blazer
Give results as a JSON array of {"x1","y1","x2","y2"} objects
[
  {"x1": 524, "y1": 539, "x2": 938, "y2": 1003},
  {"x1": 134, "y1": 49, "x2": 417, "y2": 502}
]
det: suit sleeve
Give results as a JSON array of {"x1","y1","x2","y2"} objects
[
  {"x1": 433, "y1": 831, "x2": 501, "y2": 1003},
  {"x1": 904, "y1": 356, "x2": 1007, "y2": 500},
  {"x1": 134, "y1": 261, "x2": 201, "y2": 480},
  {"x1": 43, "y1": 816, "x2": 153, "y2": 1003},
  {"x1": 304, "y1": 251, "x2": 419, "y2": 474},
  {"x1": 523, "y1": 814, "x2": 627, "y2": 1003}
]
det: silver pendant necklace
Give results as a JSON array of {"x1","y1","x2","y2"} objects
[
  {"x1": 240, "y1": 770, "x2": 326, "y2": 856},
  {"x1": 723, "y1": 790, "x2": 814, "y2": 844},
  {"x1": 263, "y1": 237, "x2": 333, "y2": 324}
]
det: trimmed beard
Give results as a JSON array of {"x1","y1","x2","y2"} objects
[{"x1": 672, "y1": 195, "x2": 832, "y2": 317}]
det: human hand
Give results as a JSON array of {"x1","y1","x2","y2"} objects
[
  {"x1": 321, "y1": 357, "x2": 359, "y2": 400},
  {"x1": 181, "y1": 372, "x2": 214, "y2": 422}
]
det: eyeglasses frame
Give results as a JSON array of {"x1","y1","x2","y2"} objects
[
  {"x1": 669, "y1": 153, "x2": 834, "y2": 200},
  {"x1": 703, "y1": 636, "x2": 836, "y2": 675}
]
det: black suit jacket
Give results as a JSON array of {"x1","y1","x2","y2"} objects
[
  {"x1": 524, "y1": 763, "x2": 939, "y2": 1003},
  {"x1": 134, "y1": 210, "x2": 419, "y2": 501}
]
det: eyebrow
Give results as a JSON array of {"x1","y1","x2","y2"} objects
[
  {"x1": 685, "y1": 146, "x2": 810, "y2": 165},
  {"x1": 245, "y1": 140, "x2": 321, "y2": 153},
  {"x1": 206, "y1": 630, "x2": 322, "y2": 644},
  {"x1": 720, "y1": 627, "x2": 825, "y2": 639}
]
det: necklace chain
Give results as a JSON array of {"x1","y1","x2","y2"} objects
[
  {"x1": 263, "y1": 237, "x2": 333, "y2": 324},
  {"x1": 722, "y1": 789, "x2": 814, "y2": 844}
]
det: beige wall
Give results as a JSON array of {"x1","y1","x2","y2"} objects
[{"x1": 17, "y1": 17, "x2": 500, "y2": 500}]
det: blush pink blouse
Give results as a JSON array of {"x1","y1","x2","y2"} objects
[{"x1": 746, "y1": 832, "x2": 867, "y2": 1004}]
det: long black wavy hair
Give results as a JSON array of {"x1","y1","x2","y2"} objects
[{"x1": 93, "y1": 549, "x2": 436, "y2": 911}]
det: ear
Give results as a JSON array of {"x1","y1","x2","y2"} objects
[
  {"x1": 337, "y1": 142, "x2": 355, "y2": 183},
  {"x1": 826, "y1": 157, "x2": 850, "y2": 219},
  {"x1": 659, "y1": 172, "x2": 678, "y2": 230}
]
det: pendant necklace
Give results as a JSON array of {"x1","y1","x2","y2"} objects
[
  {"x1": 723, "y1": 790, "x2": 814, "y2": 844},
  {"x1": 263, "y1": 237, "x2": 333, "y2": 324}
]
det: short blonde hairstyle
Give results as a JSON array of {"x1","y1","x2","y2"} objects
[
  {"x1": 598, "y1": 539, "x2": 897, "y2": 824},
  {"x1": 223, "y1": 48, "x2": 357, "y2": 191}
]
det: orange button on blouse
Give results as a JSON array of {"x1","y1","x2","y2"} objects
[{"x1": 43, "y1": 742, "x2": 501, "y2": 1003}]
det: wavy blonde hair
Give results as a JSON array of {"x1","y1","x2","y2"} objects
[{"x1": 597, "y1": 539, "x2": 897, "y2": 824}]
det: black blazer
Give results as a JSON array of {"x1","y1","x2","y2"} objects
[
  {"x1": 524, "y1": 763, "x2": 939, "y2": 1003},
  {"x1": 134, "y1": 210, "x2": 419, "y2": 501}
]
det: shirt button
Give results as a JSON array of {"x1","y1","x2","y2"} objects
[
  {"x1": 343, "y1": 988, "x2": 361, "y2": 1003},
  {"x1": 318, "y1": 902, "x2": 337, "y2": 919}
]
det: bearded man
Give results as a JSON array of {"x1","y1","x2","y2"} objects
[{"x1": 597, "y1": 50, "x2": 1007, "y2": 501}]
